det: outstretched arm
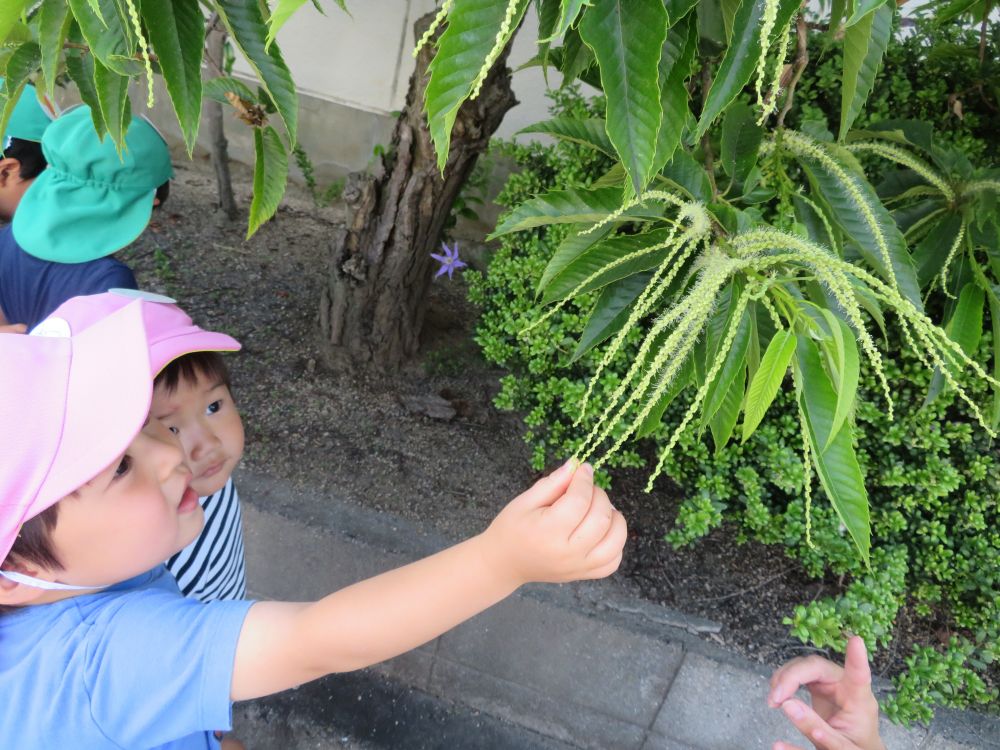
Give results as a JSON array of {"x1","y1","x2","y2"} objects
[
  {"x1": 231, "y1": 461, "x2": 626, "y2": 701},
  {"x1": 769, "y1": 636, "x2": 885, "y2": 750}
]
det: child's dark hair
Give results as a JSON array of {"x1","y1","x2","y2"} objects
[
  {"x1": 155, "y1": 350, "x2": 231, "y2": 394},
  {"x1": 2, "y1": 138, "x2": 47, "y2": 180},
  {"x1": 154, "y1": 180, "x2": 170, "y2": 209},
  {"x1": 0, "y1": 504, "x2": 61, "y2": 615}
]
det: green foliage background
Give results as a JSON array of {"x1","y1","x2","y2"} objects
[{"x1": 469, "y1": 38, "x2": 1000, "y2": 721}]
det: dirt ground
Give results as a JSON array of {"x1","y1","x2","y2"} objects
[{"x1": 124, "y1": 157, "x2": 874, "y2": 673}]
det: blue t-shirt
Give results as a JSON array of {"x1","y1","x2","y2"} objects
[
  {"x1": 0, "y1": 566, "x2": 254, "y2": 749},
  {"x1": 0, "y1": 224, "x2": 138, "y2": 329}
]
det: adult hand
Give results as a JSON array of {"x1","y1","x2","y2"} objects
[
  {"x1": 481, "y1": 460, "x2": 626, "y2": 587},
  {"x1": 0, "y1": 323, "x2": 26, "y2": 334},
  {"x1": 769, "y1": 636, "x2": 885, "y2": 750}
]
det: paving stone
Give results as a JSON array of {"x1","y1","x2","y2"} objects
[
  {"x1": 653, "y1": 653, "x2": 796, "y2": 749},
  {"x1": 878, "y1": 718, "x2": 927, "y2": 750},
  {"x1": 642, "y1": 735, "x2": 703, "y2": 750},
  {"x1": 429, "y1": 656, "x2": 648, "y2": 750},
  {"x1": 437, "y1": 594, "x2": 683, "y2": 727}
]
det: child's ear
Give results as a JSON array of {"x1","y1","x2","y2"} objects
[
  {"x1": 0, "y1": 562, "x2": 47, "y2": 606},
  {"x1": 0, "y1": 157, "x2": 22, "y2": 187}
]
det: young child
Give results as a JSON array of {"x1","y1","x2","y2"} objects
[
  {"x1": 769, "y1": 636, "x2": 885, "y2": 750},
  {"x1": 0, "y1": 104, "x2": 172, "y2": 329},
  {"x1": 0, "y1": 80, "x2": 57, "y2": 222},
  {"x1": 0, "y1": 295, "x2": 626, "y2": 748},
  {"x1": 47, "y1": 291, "x2": 248, "y2": 602}
]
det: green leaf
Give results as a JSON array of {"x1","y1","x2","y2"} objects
[
  {"x1": 695, "y1": 0, "x2": 801, "y2": 138},
  {"x1": 65, "y1": 40, "x2": 107, "y2": 136},
  {"x1": 664, "y1": 0, "x2": 699, "y2": 24},
  {"x1": 795, "y1": 336, "x2": 871, "y2": 565},
  {"x1": 248, "y1": 125, "x2": 289, "y2": 238},
  {"x1": 0, "y1": 42, "x2": 40, "y2": 145},
  {"x1": 216, "y1": 0, "x2": 299, "y2": 145},
  {"x1": 37, "y1": 0, "x2": 72, "y2": 97},
  {"x1": 985, "y1": 289, "x2": 1000, "y2": 428},
  {"x1": 720, "y1": 100, "x2": 763, "y2": 186},
  {"x1": 426, "y1": 0, "x2": 530, "y2": 171},
  {"x1": 795, "y1": 141, "x2": 923, "y2": 310},
  {"x1": 517, "y1": 117, "x2": 616, "y2": 156},
  {"x1": 265, "y1": 0, "x2": 307, "y2": 49},
  {"x1": 537, "y1": 0, "x2": 561, "y2": 66},
  {"x1": 742, "y1": 329, "x2": 795, "y2": 442},
  {"x1": 946, "y1": 283, "x2": 985, "y2": 359},
  {"x1": 661, "y1": 148, "x2": 713, "y2": 202},
  {"x1": 912, "y1": 213, "x2": 964, "y2": 287},
  {"x1": 539, "y1": 223, "x2": 614, "y2": 294},
  {"x1": 839, "y1": 1, "x2": 892, "y2": 140},
  {"x1": 572, "y1": 272, "x2": 650, "y2": 361},
  {"x1": 0, "y1": 0, "x2": 32, "y2": 46},
  {"x1": 92, "y1": 56, "x2": 131, "y2": 152},
  {"x1": 140, "y1": 0, "x2": 204, "y2": 155},
  {"x1": 542, "y1": 226, "x2": 682, "y2": 304},
  {"x1": 651, "y1": 16, "x2": 697, "y2": 176},
  {"x1": 540, "y1": 0, "x2": 589, "y2": 42},
  {"x1": 845, "y1": 0, "x2": 886, "y2": 26},
  {"x1": 491, "y1": 186, "x2": 665, "y2": 237},
  {"x1": 578, "y1": 0, "x2": 668, "y2": 194},
  {"x1": 702, "y1": 306, "x2": 751, "y2": 425},
  {"x1": 637, "y1": 353, "x2": 693, "y2": 438},
  {"x1": 67, "y1": 0, "x2": 143, "y2": 77},
  {"x1": 818, "y1": 313, "x2": 860, "y2": 450},
  {"x1": 203, "y1": 76, "x2": 259, "y2": 105},
  {"x1": 710, "y1": 364, "x2": 745, "y2": 454}
]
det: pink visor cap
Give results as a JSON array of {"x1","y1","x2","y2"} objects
[
  {"x1": 1, "y1": 302, "x2": 152, "y2": 563},
  {"x1": 44, "y1": 290, "x2": 241, "y2": 377}
]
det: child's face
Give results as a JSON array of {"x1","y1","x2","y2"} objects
[
  {"x1": 151, "y1": 368, "x2": 245, "y2": 497},
  {"x1": 46, "y1": 420, "x2": 204, "y2": 588}
]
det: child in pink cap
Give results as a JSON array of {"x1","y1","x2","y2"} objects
[
  {"x1": 50, "y1": 290, "x2": 248, "y2": 602},
  {"x1": 0, "y1": 294, "x2": 627, "y2": 749}
]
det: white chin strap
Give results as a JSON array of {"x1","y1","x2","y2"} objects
[{"x1": 0, "y1": 569, "x2": 108, "y2": 591}]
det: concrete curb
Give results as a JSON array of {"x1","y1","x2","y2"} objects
[{"x1": 235, "y1": 470, "x2": 999, "y2": 750}]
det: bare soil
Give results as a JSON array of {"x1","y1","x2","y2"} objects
[{"x1": 123, "y1": 158, "x2": 895, "y2": 675}]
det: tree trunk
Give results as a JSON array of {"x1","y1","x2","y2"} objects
[
  {"x1": 318, "y1": 12, "x2": 518, "y2": 373},
  {"x1": 205, "y1": 26, "x2": 238, "y2": 220}
]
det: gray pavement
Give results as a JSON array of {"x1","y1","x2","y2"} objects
[{"x1": 232, "y1": 470, "x2": 1000, "y2": 750}]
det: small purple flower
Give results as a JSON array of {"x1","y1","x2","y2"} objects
[{"x1": 431, "y1": 241, "x2": 468, "y2": 280}]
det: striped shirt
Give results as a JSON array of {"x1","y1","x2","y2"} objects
[{"x1": 165, "y1": 477, "x2": 247, "y2": 602}]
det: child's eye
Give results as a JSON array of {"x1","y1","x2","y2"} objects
[
  {"x1": 113, "y1": 455, "x2": 132, "y2": 479},
  {"x1": 206, "y1": 400, "x2": 222, "y2": 415},
  {"x1": 167, "y1": 425, "x2": 179, "y2": 435}
]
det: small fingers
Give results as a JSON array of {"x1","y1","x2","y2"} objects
[
  {"x1": 768, "y1": 656, "x2": 844, "y2": 707},
  {"x1": 780, "y1": 700, "x2": 858, "y2": 750},
  {"x1": 546, "y1": 462, "x2": 595, "y2": 530},
  {"x1": 514, "y1": 459, "x2": 578, "y2": 510},
  {"x1": 568, "y1": 487, "x2": 614, "y2": 548},
  {"x1": 773, "y1": 743, "x2": 806, "y2": 750},
  {"x1": 584, "y1": 509, "x2": 627, "y2": 571}
]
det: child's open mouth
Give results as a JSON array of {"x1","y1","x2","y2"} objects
[{"x1": 178, "y1": 485, "x2": 200, "y2": 513}]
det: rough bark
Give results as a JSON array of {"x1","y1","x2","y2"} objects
[
  {"x1": 318, "y1": 12, "x2": 518, "y2": 373},
  {"x1": 205, "y1": 26, "x2": 238, "y2": 220}
]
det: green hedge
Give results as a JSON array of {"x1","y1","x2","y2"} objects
[{"x1": 469, "y1": 70, "x2": 999, "y2": 722}]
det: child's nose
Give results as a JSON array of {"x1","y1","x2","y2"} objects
[
  {"x1": 145, "y1": 422, "x2": 186, "y2": 477},
  {"x1": 188, "y1": 428, "x2": 222, "y2": 462}
]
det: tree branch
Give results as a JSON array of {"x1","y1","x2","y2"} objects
[{"x1": 778, "y1": 14, "x2": 809, "y2": 128}]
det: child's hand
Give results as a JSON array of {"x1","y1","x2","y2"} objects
[
  {"x1": 479, "y1": 460, "x2": 627, "y2": 587},
  {"x1": 769, "y1": 636, "x2": 885, "y2": 750},
  {"x1": 0, "y1": 324, "x2": 26, "y2": 334}
]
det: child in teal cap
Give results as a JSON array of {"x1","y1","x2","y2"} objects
[
  {"x1": 0, "y1": 104, "x2": 172, "y2": 328},
  {"x1": 0, "y1": 80, "x2": 57, "y2": 222}
]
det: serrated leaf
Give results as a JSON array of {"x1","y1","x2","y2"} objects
[
  {"x1": 912, "y1": 212, "x2": 964, "y2": 287},
  {"x1": 985, "y1": 288, "x2": 1000, "y2": 428},
  {"x1": 946, "y1": 283, "x2": 985, "y2": 358},
  {"x1": 572, "y1": 272, "x2": 650, "y2": 361},
  {"x1": 37, "y1": 0, "x2": 72, "y2": 97},
  {"x1": 817, "y1": 312, "x2": 860, "y2": 450},
  {"x1": 203, "y1": 76, "x2": 259, "y2": 105},
  {"x1": 518, "y1": 117, "x2": 616, "y2": 156},
  {"x1": 216, "y1": 0, "x2": 299, "y2": 145},
  {"x1": 0, "y1": 42, "x2": 41, "y2": 145},
  {"x1": 265, "y1": 0, "x2": 307, "y2": 49},
  {"x1": 426, "y1": 0, "x2": 530, "y2": 171},
  {"x1": 796, "y1": 336, "x2": 871, "y2": 565},
  {"x1": 92, "y1": 56, "x2": 130, "y2": 152},
  {"x1": 65, "y1": 41, "x2": 107, "y2": 135},
  {"x1": 720, "y1": 99, "x2": 763, "y2": 186},
  {"x1": 742, "y1": 329, "x2": 795, "y2": 442},
  {"x1": 248, "y1": 125, "x2": 289, "y2": 237},
  {"x1": 695, "y1": 0, "x2": 800, "y2": 138},
  {"x1": 140, "y1": 0, "x2": 204, "y2": 155},
  {"x1": 637, "y1": 352, "x2": 693, "y2": 438},
  {"x1": 540, "y1": 0, "x2": 589, "y2": 42},
  {"x1": 795, "y1": 140, "x2": 923, "y2": 310},
  {"x1": 542, "y1": 226, "x2": 682, "y2": 304},
  {"x1": 664, "y1": 0, "x2": 699, "y2": 24},
  {"x1": 537, "y1": 0, "x2": 561, "y2": 71},
  {"x1": 651, "y1": 16, "x2": 697, "y2": 176},
  {"x1": 491, "y1": 185, "x2": 665, "y2": 237},
  {"x1": 67, "y1": 0, "x2": 143, "y2": 77},
  {"x1": 539, "y1": 223, "x2": 613, "y2": 294},
  {"x1": 701, "y1": 306, "x2": 750, "y2": 426},
  {"x1": 0, "y1": 0, "x2": 32, "y2": 46},
  {"x1": 661, "y1": 148, "x2": 712, "y2": 202},
  {"x1": 710, "y1": 364, "x2": 745, "y2": 453},
  {"x1": 578, "y1": 0, "x2": 667, "y2": 194},
  {"x1": 839, "y1": 1, "x2": 892, "y2": 140},
  {"x1": 845, "y1": 0, "x2": 886, "y2": 26}
]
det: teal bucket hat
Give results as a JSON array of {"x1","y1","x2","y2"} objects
[
  {"x1": 1, "y1": 79, "x2": 57, "y2": 145},
  {"x1": 13, "y1": 104, "x2": 174, "y2": 264}
]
